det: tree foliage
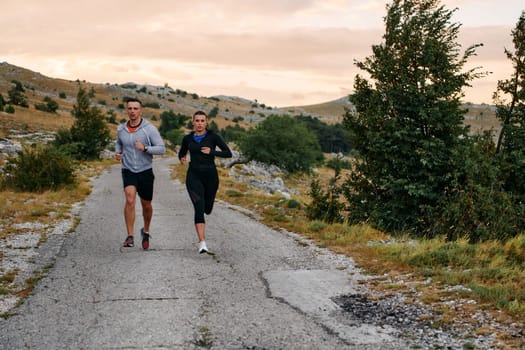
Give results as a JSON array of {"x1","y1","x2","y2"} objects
[
  {"x1": 219, "y1": 124, "x2": 246, "y2": 143},
  {"x1": 343, "y1": 0, "x2": 484, "y2": 235},
  {"x1": 296, "y1": 115, "x2": 352, "y2": 154},
  {"x1": 493, "y1": 11, "x2": 525, "y2": 204},
  {"x1": 306, "y1": 176, "x2": 345, "y2": 224},
  {"x1": 54, "y1": 87, "x2": 111, "y2": 160},
  {"x1": 238, "y1": 115, "x2": 323, "y2": 173},
  {"x1": 159, "y1": 110, "x2": 190, "y2": 138}
]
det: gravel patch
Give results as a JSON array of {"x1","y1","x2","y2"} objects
[{"x1": 0, "y1": 203, "x2": 81, "y2": 315}]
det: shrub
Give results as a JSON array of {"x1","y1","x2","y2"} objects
[
  {"x1": 238, "y1": 115, "x2": 323, "y2": 173},
  {"x1": 310, "y1": 220, "x2": 327, "y2": 232},
  {"x1": 1, "y1": 144, "x2": 74, "y2": 192},
  {"x1": 225, "y1": 190, "x2": 243, "y2": 197},
  {"x1": 306, "y1": 178, "x2": 344, "y2": 224},
  {"x1": 35, "y1": 97, "x2": 58, "y2": 113},
  {"x1": 287, "y1": 199, "x2": 301, "y2": 209},
  {"x1": 53, "y1": 87, "x2": 110, "y2": 160},
  {"x1": 143, "y1": 102, "x2": 160, "y2": 109}
]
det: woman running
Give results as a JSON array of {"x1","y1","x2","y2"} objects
[{"x1": 178, "y1": 110, "x2": 232, "y2": 253}]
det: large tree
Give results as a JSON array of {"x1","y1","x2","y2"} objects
[
  {"x1": 343, "y1": 0, "x2": 484, "y2": 234},
  {"x1": 55, "y1": 87, "x2": 110, "y2": 160},
  {"x1": 494, "y1": 11, "x2": 525, "y2": 200}
]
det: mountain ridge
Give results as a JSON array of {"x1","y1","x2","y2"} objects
[{"x1": 0, "y1": 61, "x2": 498, "y2": 139}]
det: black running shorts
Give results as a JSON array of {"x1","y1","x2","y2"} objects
[{"x1": 121, "y1": 168, "x2": 155, "y2": 201}]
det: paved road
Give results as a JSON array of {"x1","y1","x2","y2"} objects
[{"x1": 0, "y1": 157, "x2": 405, "y2": 349}]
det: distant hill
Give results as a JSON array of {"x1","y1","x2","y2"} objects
[{"x1": 0, "y1": 61, "x2": 499, "y2": 139}]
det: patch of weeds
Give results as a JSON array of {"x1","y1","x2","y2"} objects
[
  {"x1": 507, "y1": 299, "x2": 525, "y2": 313},
  {"x1": 19, "y1": 268, "x2": 49, "y2": 298},
  {"x1": 286, "y1": 199, "x2": 301, "y2": 209},
  {"x1": 1, "y1": 312, "x2": 14, "y2": 319},
  {"x1": 310, "y1": 220, "x2": 326, "y2": 232},
  {"x1": 194, "y1": 326, "x2": 213, "y2": 348},
  {"x1": 30, "y1": 208, "x2": 48, "y2": 217},
  {"x1": 272, "y1": 214, "x2": 288, "y2": 222},
  {"x1": 225, "y1": 189, "x2": 242, "y2": 197},
  {"x1": 68, "y1": 217, "x2": 81, "y2": 233},
  {"x1": 295, "y1": 238, "x2": 309, "y2": 247},
  {"x1": 462, "y1": 342, "x2": 476, "y2": 349},
  {"x1": 1, "y1": 270, "x2": 17, "y2": 284}
]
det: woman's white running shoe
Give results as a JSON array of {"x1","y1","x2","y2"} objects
[{"x1": 198, "y1": 240, "x2": 208, "y2": 254}]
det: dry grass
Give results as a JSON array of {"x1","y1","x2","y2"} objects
[
  {"x1": 0, "y1": 160, "x2": 107, "y2": 304},
  {"x1": 0, "y1": 161, "x2": 98, "y2": 241}
]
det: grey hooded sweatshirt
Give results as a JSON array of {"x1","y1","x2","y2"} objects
[{"x1": 115, "y1": 118, "x2": 166, "y2": 173}]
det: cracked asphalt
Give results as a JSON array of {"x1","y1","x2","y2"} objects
[{"x1": 0, "y1": 157, "x2": 406, "y2": 349}]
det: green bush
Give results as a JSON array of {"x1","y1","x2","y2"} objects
[
  {"x1": 1, "y1": 144, "x2": 75, "y2": 192},
  {"x1": 306, "y1": 178, "x2": 344, "y2": 223},
  {"x1": 287, "y1": 199, "x2": 301, "y2": 209},
  {"x1": 225, "y1": 190, "x2": 243, "y2": 197},
  {"x1": 34, "y1": 96, "x2": 59, "y2": 113},
  {"x1": 310, "y1": 220, "x2": 327, "y2": 232},
  {"x1": 238, "y1": 115, "x2": 323, "y2": 173},
  {"x1": 143, "y1": 102, "x2": 160, "y2": 109},
  {"x1": 53, "y1": 87, "x2": 110, "y2": 161}
]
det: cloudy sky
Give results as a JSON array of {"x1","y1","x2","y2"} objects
[{"x1": 2, "y1": 0, "x2": 523, "y2": 107}]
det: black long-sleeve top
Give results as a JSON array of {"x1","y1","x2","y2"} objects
[{"x1": 178, "y1": 130, "x2": 232, "y2": 169}]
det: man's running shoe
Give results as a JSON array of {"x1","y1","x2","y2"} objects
[
  {"x1": 198, "y1": 240, "x2": 208, "y2": 254},
  {"x1": 141, "y1": 228, "x2": 150, "y2": 250},
  {"x1": 122, "y1": 235, "x2": 134, "y2": 247}
]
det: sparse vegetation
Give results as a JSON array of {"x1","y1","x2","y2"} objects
[
  {"x1": 34, "y1": 96, "x2": 59, "y2": 113},
  {"x1": 1, "y1": 144, "x2": 74, "y2": 192}
]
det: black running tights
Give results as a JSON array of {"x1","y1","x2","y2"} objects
[{"x1": 185, "y1": 167, "x2": 219, "y2": 224}]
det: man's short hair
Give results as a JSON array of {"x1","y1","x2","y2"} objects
[
  {"x1": 126, "y1": 97, "x2": 142, "y2": 106},
  {"x1": 193, "y1": 110, "x2": 207, "y2": 118}
]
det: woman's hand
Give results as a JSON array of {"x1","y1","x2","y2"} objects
[{"x1": 201, "y1": 147, "x2": 211, "y2": 154}]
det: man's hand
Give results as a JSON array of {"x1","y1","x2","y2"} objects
[
  {"x1": 115, "y1": 151, "x2": 123, "y2": 161},
  {"x1": 135, "y1": 140, "x2": 146, "y2": 151}
]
